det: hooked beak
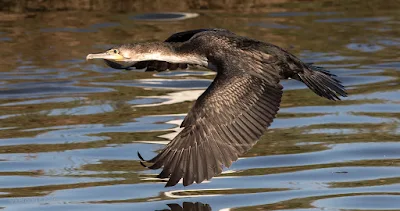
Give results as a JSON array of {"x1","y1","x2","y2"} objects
[{"x1": 86, "y1": 52, "x2": 125, "y2": 61}]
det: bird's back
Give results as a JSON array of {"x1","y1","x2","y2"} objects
[
  {"x1": 184, "y1": 30, "x2": 346, "y2": 100},
  {"x1": 185, "y1": 31, "x2": 306, "y2": 81}
]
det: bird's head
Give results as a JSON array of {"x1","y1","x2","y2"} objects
[
  {"x1": 89, "y1": 44, "x2": 150, "y2": 61},
  {"x1": 86, "y1": 43, "x2": 176, "y2": 69}
]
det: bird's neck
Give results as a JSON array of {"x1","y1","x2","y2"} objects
[{"x1": 137, "y1": 43, "x2": 209, "y2": 66}]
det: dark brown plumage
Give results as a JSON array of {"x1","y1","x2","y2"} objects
[
  {"x1": 158, "y1": 202, "x2": 211, "y2": 211},
  {"x1": 86, "y1": 28, "x2": 347, "y2": 187}
]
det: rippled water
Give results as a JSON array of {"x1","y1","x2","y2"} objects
[{"x1": 0, "y1": 1, "x2": 399, "y2": 211}]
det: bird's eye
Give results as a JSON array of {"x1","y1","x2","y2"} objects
[{"x1": 113, "y1": 49, "x2": 119, "y2": 54}]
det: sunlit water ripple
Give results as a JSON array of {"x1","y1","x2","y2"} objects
[{"x1": 0, "y1": 2, "x2": 399, "y2": 211}]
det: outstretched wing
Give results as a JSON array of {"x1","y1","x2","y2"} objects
[
  {"x1": 103, "y1": 59, "x2": 189, "y2": 71},
  {"x1": 164, "y1": 28, "x2": 233, "y2": 42},
  {"x1": 104, "y1": 29, "x2": 233, "y2": 72},
  {"x1": 139, "y1": 69, "x2": 283, "y2": 187}
]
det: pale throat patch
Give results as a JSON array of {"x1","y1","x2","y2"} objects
[{"x1": 135, "y1": 52, "x2": 209, "y2": 67}]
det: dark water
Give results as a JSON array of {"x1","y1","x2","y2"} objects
[{"x1": 0, "y1": 2, "x2": 399, "y2": 211}]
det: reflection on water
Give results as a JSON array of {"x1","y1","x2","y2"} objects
[
  {"x1": 131, "y1": 12, "x2": 199, "y2": 21},
  {"x1": 313, "y1": 195, "x2": 400, "y2": 210},
  {"x1": 0, "y1": 1, "x2": 399, "y2": 211},
  {"x1": 157, "y1": 202, "x2": 212, "y2": 211},
  {"x1": 315, "y1": 16, "x2": 391, "y2": 23}
]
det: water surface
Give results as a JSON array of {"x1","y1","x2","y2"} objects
[{"x1": 0, "y1": 1, "x2": 399, "y2": 211}]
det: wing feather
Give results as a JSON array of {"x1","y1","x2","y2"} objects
[{"x1": 139, "y1": 71, "x2": 282, "y2": 187}]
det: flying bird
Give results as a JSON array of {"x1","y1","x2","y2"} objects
[{"x1": 86, "y1": 28, "x2": 347, "y2": 187}]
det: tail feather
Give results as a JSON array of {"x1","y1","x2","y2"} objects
[{"x1": 297, "y1": 64, "x2": 347, "y2": 101}]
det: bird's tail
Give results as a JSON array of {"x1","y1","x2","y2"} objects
[{"x1": 295, "y1": 64, "x2": 347, "y2": 100}]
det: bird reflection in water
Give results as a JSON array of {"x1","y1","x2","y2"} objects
[{"x1": 157, "y1": 202, "x2": 212, "y2": 211}]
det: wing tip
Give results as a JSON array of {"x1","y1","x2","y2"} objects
[
  {"x1": 138, "y1": 151, "x2": 151, "y2": 168},
  {"x1": 137, "y1": 151, "x2": 145, "y2": 161},
  {"x1": 300, "y1": 66, "x2": 348, "y2": 101},
  {"x1": 165, "y1": 182, "x2": 175, "y2": 187}
]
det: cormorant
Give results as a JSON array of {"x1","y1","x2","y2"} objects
[{"x1": 86, "y1": 28, "x2": 347, "y2": 187}]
